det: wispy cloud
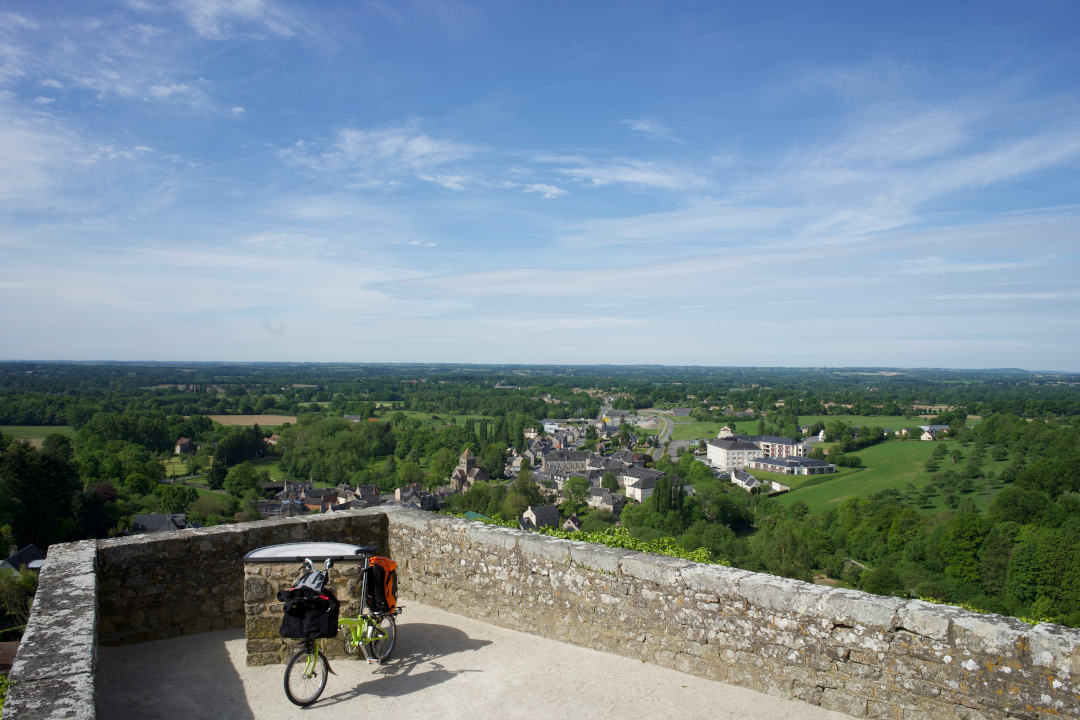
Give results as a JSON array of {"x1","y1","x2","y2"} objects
[
  {"x1": 281, "y1": 125, "x2": 478, "y2": 190},
  {"x1": 893, "y1": 256, "x2": 1055, "y2": 275},
  {"x1": 555, "y1": 158, "x2": 705, "y2": 189},
  {"x1": 175, "y1": 0, "x2": 300, "y2": 39},
  {"x1": 524, "y1": 183, "x2": 567, "y2": 199},
  {"x1": 620, "y1": 118, "x2": 681, "y2": 142},
  {"x1": 929, "y1": 291, "x2": 1080, "y2": 301}
]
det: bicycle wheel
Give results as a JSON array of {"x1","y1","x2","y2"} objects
[
  {"x1": 362, "y1": 614, "x2": 397, "y2": 662},
  {"x1": 284, "y1": 646, "x2": 329, "y2": 706}
]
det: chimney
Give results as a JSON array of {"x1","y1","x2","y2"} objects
[{"x1": 8, "y1": 545, "x2": 17, "y2": 558}]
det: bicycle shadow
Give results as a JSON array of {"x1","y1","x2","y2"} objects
[{"x1": 314, "y1": 622, "x2": 491, "y2": 707}]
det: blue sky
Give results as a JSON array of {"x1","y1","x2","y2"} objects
[{"x1": 1, "y1": 1, "x2": 1079, "y2": 369}]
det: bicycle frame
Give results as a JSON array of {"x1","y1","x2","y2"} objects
[
  {"x1": 302, "y1": 637, "x2": 335, "y2": 674},
  {"x1": 338, "y1": 615, "x2": 388, "y2": 653},
  {"x1": 337, "y1": 554, "x2": 398, "y2": 661}
]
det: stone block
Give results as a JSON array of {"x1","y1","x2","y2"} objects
[
  {"x1": 464, "y1": 522, "x2": 519, "y2": 550},
  {"x1": 792, "y1": 680, "x2": 824, "y2": 705},
  {"x1": 951, "y1": 612, "x2": 1028, "y2": 659},
  {"x1": 619, "y1": 552, "x2": 689, "y2": 585},
  {"x1": 1028, "y1": 622, "x2": 1080, "y2": 677},
  {"x1": 2, "y1": 670, "x2": 95, "y2": 720},
  {"x1": 568, "y1": 541, "x2": 631, "y2": 574},
  {"x1": 518, "y1": 533, "x2": 571, "y2": 564},
  {"x1": 897, "y1": 599, "x2": 956, "y2": 640},
  {"x1": 736, "y1": 572, "x2": 816, "y2": 615},
  {"x1": 680, "y1": 562, "x2": 753, "y2": 596},
  {"x1": 821, "y1": 687, "x2": 869, "y2": 716},
  {"x1": 818, "y1": 588, "x2": 902, "y2": 631}
]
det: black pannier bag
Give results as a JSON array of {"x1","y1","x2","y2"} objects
[{"x1": 278, "y1": 585, "x2": 340, "y2": 639}]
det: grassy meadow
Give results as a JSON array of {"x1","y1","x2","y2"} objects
[
  {"x1": 768, "y1": 438, "x2": 1008, "y2": 514},
  {"x1": 1, "y1": 425, "x2": 76, "y2": 448},
  {"x1": 207, "y1": 414, "x2": 296, "y2": 427}
]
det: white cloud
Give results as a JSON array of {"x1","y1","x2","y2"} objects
[
  {"x1": 524, "y1": 183, "x2": 567, "y2": 199},
  {"x1": 148, "y1": 82, "x2": 194, "y2": 99},
  {"x1": 556, "y1": 199, "x2": 802, "y2": 248},
  {"x1": 557, "y1": 158, "x2": 705, "y2": 190},
  {"x1": 812, "y1": 109, "x2": 974, "y2": 167},
  {"x1": 620, "y1": 118, "x2": 681, "y2": 142},
  {"x1": 893, "y1": 256, "x2": 1054, "y2": 275},
  {"x1": 230, "y1": 105, "x2": 246, "y2": 117},
  {"x1": 929, "y1": 291, "x2": 1080, "y2": 301},
  {"x1": 176, "y1": 0, "x2": 298, "y2": 39},
  {"x1": 282, "y1": 125, "x2": 478, "y2": 190},
  {"x1": 33, "y1": 96, "x2": 55, "y2": 104}
]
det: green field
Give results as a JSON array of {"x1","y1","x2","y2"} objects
[
  {"x1": 1, "y1": 425, "x2": 76, "y2": 447},
  {"x1": 798, "y1": 415, "x2": 979, "y2": 431},
  {"x1": 382, "y1": 410, "x2": 496, "y2": 425},
  {"x1": 768, "y1": 439, "x2": 1006, "y2": 513},
  {"x1": 667, "y1": 418, "x2": 758, "y2": 441},
  {"x1": 797, "y1": 415, "x2": 922, "y2": 432}
]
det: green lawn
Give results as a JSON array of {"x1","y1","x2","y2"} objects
[
  {"x1": 250, "y1": 457, "x2": 284, "y2": 480},
  {"x1": 1, "y1": 425, "x2": 75, "y2": 439},
  {"x1": 668, "y1": 419, "x2": 759, "y2": 442},
  {"x1": 797, "y1": 415, "x2": 921, "y2": 431},
  {"x1": 798, "y1": 415, "x2": 980, "y2": 431},
  {"x1": 163, "y1": 457, "x2": 189, "y2": 478},
  {"x1": 1, "y1": 425, "x2": 75, "y2": 448},
  {"x1": 769, "y1": 439, "x2": 1004, "y2": 514},
  {"x1": 383, "y1": 410, "x2": 497, "y2": 425}
]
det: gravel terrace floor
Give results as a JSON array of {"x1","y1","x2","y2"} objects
[{"x1": 98, "y1": 600, "x2": 857, "y2": 720}]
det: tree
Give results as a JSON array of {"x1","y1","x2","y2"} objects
[
  {"x1": 156, "y1": 485, "x2": 198, "y2": 514},
  {"x1": 563, "y1": 476, "x2": 590, "y2": 510},
  {"x1": 601, "y1": 471, "x2": 619, "y2": 492},
  {"x1": 396, "y1": 462, "x2": 424, "y2": 488},
  {"x1": 224, "y1": 462, "x2": 264, "y2": 497},
  {"x1": 207, "y1": 461, "x2": 227, "y2": 490},
  {"x1": 860, "y1": 566, "x2": 905, "y2": 597}
]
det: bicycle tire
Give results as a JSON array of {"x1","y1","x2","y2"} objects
[
  {"x1": 284, "y1": 646, "x2": 329, "y2": 706},
  {"x1": 362, "y1": 614, "x2": 397, "y2": 662}
]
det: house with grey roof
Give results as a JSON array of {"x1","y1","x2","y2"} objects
[
  {"x1": 1, "y1": 545, "x2": 45, "y2": 573},
  {"x1": 521, "y1": 505, "x2": 560, "y2": 530},
  {"x1": 749, "y1": 456, "x2": 836, "y2": 475},
  {"x1": 131, "y1": 513, "x2": 188, "y2": 534}
]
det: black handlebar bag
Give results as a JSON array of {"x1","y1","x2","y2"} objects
[{"x1": 278, "y1": 586, "x2": 340, "y2": 639}]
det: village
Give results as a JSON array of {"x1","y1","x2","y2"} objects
[{"x1": 130, "y1": 411, "x2": 868, "y2": 536}]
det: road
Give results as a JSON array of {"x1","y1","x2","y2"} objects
[{"x1": 638, "y1": 410, "x2": 677, "y2": 458}]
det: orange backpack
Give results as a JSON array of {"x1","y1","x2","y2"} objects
[{"x1": 365, "y1": 556, "x2": 398, "y2": 613}]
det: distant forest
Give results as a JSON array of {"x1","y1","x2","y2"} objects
[{"x1": 1, "y1": 361, "x2": 1079, "y2": 629}]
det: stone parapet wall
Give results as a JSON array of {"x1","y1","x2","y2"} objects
[
  {"x1": 6, "y1": 506, "x2": 1080, "y2": 719},
  {"x1": 6, "y1": 510, "x2": 386, "y2": 719},
  {"x1": 379, "y1": 506, "x2": 1080, "y2": 720},
  {"x1": 97, "y1": 511, "x2": 386, "y2": 645},
  {"x1": 4, "y1": 541, "x2": 97, "y2": 720}
]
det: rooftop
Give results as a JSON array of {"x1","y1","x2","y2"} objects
[{"x1": 97, "y1": 601, "x2": 855, "y2": 720}]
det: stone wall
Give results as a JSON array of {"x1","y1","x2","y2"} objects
[
  {"x1": 5, "y1": 506, "x2": 1080, "y2": 719},
  {"x1": 6, "y1": 511, "x2": 386, "y2": 719},
  {"x1": 3, "y1": 541, "x2": 97, "y2": 720},
  {"x1": 97, "y1": 512, "x2": 386, "y2": 646},
  {"x1": 380, "y1": 506, "x2": 1080, "y2": 720}
]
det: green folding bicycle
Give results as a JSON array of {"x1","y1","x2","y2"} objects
[{"x1": 283, "y1": 546, "x2": 400, "y2": 707}]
